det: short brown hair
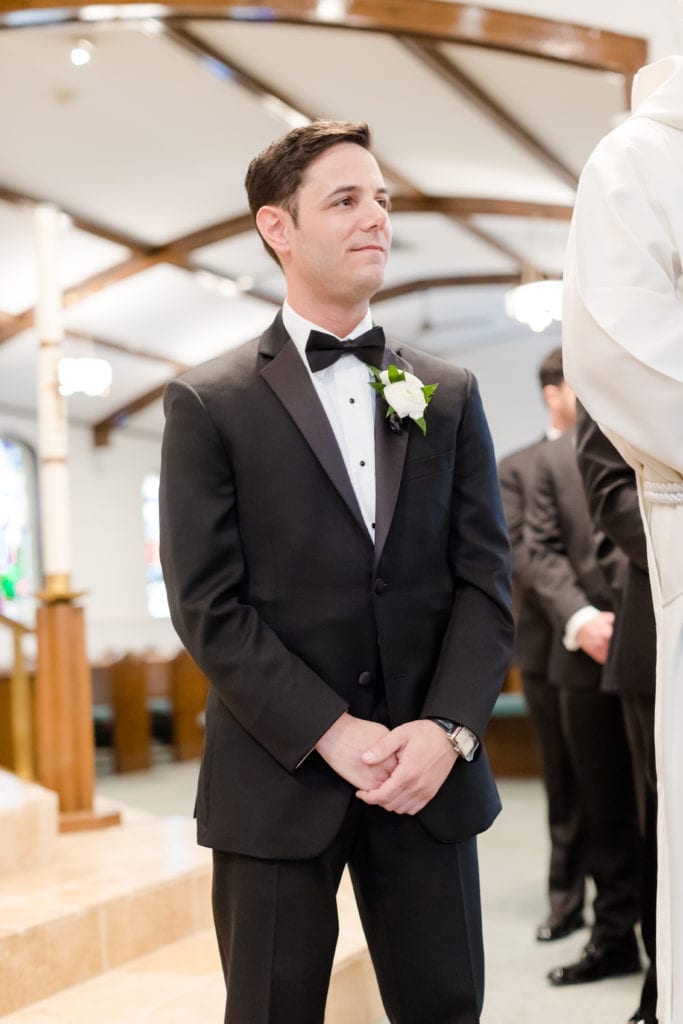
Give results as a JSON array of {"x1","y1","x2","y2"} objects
[
  {"x1": 245, "y1": 120, "x2": 372, "y2": 263},
  {"x1": 538, "y1": 346, "x2": 564, "y2": 389}
]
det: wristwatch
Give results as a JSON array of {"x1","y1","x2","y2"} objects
[{"x1": 431, "y1": 718, "x2": 477, "y2": 762}]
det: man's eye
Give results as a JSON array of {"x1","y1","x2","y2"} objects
[{"x1": 336, "y1": 197, "x2": 353, "y2": 207}]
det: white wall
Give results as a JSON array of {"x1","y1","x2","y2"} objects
[
  {"x1": 451, "y1": 329, "x2": 561, "y2": 460},
  {"x1": 0, "y1": 408, "x2": 180, "y2": 667}
]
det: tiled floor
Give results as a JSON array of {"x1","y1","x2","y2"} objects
[{"x1": 2, "y1": 760, "x2": 646, "y2": 1024}]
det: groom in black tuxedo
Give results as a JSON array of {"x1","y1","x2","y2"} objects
[{"x1": 159, "y1": 120, "x2": 513, "y2": 1024}]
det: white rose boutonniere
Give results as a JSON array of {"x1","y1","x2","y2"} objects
[{"x1": 368, "y1": 364, "x2": 438, "y2": 437}]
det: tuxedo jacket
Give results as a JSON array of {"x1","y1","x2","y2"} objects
[
  {"x1": 575, "y1": 403, "x2": 656, "y2": 696},
  {"x1": 525, "y1": 430, "x2": 623, "y2": 691},
  {"x1": 498, "y1": 439, "x2": 553, "y2": 675},
  {"x1": 159, "y1": 314, "x2": 513, "y2": 860}
]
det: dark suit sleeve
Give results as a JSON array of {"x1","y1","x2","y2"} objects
[
  {"x1": 525, "y1": 446, "x2": 591, "y2": 631},
  {"x1": 575, "y1": 401, "x2": 649, "y2": 572},
  {"x1": 159, "y1": 379, "x2": 348, "y2": 773},
  {"x1": 421, "y1": 373, "x2": 514, "y2": 740},
  {"x1": 499, "y1": 453, "x2": 535, "y2": 592}
]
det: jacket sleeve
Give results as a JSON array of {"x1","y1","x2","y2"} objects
[
  {"x1": 498, "y1": 452, "x2": 536, "y2": 592},
  {"x1": 575, "y1": 402, "x2": 649, "y2": 572},
  {"x1": 159, "y1": 378, "x2": 348, "y2": 773},
  {"x1": 525, "y1": 446, "x2": 591, "y2": 631},
  {"x1": 421, "y1": 373, "x2": 514, "y2": 740}
]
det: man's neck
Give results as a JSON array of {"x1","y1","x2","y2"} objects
[{"x1": 285, "y1": 294, "x2": 371, "y2": 339}]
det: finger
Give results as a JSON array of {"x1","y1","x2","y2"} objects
[
  {"x1": 362, "y1": 732, "x2": 403, "y2": 764},
  {"x1": 355, "y1": 787, "x2": 381, "y2": 804}
]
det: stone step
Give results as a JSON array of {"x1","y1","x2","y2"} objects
[
  {"x1": 1, "y1": 878, "x2": 383, "y2": 1024},
  {"x1": 0, "y1": 770, "x2": 58, "y2": 876},
  {"x1": 0, "y1": 806, "x2": 212, "y2": 1018}
]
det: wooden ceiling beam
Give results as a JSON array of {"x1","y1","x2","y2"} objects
[
  {"x1": 93, "y1": 382, "x2": 170, "y2": 448},
  {"x1": 390, "y1": 195, "x2": 573, "y2": 220},
  {"x1": 0, "y1": 2, "x2": 647, "y2": 76},
  {"x1": 0, "y1": 253, "x2": 158, "y2": 346},
  {"x1": 161, "y1": 21, "x2": 524, "y2": 266},
  {"x1": 0, "y1": 191, "x2": 566, "y2": 350},
  {"x1": 159, "y1": 20, "x2": 530, "y2": 292},
  {"x1": 160, "y1": 22, "x2": 422, "y2": 196},
  {"x1": 91, "y1": 271, "x2": 528, "y2": 442},
  {"x1": 399, "y1": 38, "x2": 578, "y2": 189},
  {"x1": 0, "y1": 214, "x2": 258, "y2": 347},
  {"x1": 0, "y1": 184, "x2": 150, "y2": 252},
  {"x1": 375, "y1": 272, "x2": 524, "y2": 302},
  {"x1": 448, "y1": 218, "x2": 523, "y2": 267},
  {"x1": 65, "y1": 329, "x2": 190, "y2": 371}
]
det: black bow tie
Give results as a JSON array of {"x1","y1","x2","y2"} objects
[{"x1": 305, "y1": 326, "x2": 385, "y2": 373}]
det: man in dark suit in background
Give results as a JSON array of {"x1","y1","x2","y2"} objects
[
  {"x1": 498, "y1": 348, "x2": 585, "y2": 943},
  {"x1": 526, "y1": 428, "x2": 642, "y2": 985},
  {"x1": 159, "y1": 120, "x2": 513, "y2": 1024},
  {"x1": 576, "y1": 401, "x2": 658, "y2": 1024}
]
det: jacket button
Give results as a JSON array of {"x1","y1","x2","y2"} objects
[
  {"x1": 358, "y1": 671, "x2": 374, "y2": 688},
  {"x1": 374, "y1": 578, "x2": 387, "y2": 595}
]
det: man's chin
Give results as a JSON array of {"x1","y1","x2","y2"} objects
[{"x1": 355, "y1": 268, "x2": 386, "y2": 301}]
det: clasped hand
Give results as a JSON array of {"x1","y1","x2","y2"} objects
[{"x1": 315, "y1": 713, "x2": 457, "y2": 816}]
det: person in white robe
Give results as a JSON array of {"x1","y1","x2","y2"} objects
[{"x1": 563, "y1": 55, "x2": 683, "y2": 1024}]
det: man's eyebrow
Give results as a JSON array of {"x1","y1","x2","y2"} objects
[{"x1": 324, "y1": 184, "x2": 390, "y2": 201}]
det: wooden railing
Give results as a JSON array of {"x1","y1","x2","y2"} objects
[{"x1": 0, "y1": 612, "x2": 35, "y2": 780}]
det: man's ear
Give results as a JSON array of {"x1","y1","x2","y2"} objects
[
  {"x1": 256, "y1": 205, "x2": 291, "y2": 257},
  {"x1": 542, "y1": 384, "x2": 559, "y2": 411}
]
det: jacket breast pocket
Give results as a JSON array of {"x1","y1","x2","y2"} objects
[{"x1": 402, "y1": 449, "x2": 454, "y2": 483}]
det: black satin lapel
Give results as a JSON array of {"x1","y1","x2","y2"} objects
[
  {"x1": 260, "y1": 339, "x2": 368, "y2": 538},
  {"x1": 373, "y1": 346, "x2": 411, "y2": 567}
]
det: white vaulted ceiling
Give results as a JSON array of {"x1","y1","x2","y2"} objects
[{"x1": 0, "y1": 0, "x2": 651, "y2": 445}]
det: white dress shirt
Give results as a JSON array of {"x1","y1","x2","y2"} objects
[{"x1": 282, "y1": 300, "x2": 377, "y2": 537}]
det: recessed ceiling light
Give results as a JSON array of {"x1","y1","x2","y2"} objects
[{"x1": 70, "y1": 38, "x2": 94, "y2": 66}]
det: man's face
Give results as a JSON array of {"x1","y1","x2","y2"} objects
[
  {"x1": 280, "y1": 142, "x2": 392, "y2": 308},
  {"x1": 557, "y1": 381, "x2": 577, "y2": 427},
  {"x1": 543, "y1": 380, "x2": 577, "y2": 430}
]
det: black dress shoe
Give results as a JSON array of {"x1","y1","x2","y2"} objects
[
  {"x1": 628, "y1": 1014, "x2": 657, "y2": 1024},
  {"x1": 547, "y1": 942, "x2": 641, "y2": 985},
  {"x1": 536, "y1": 909, "x2": 585, "y2": 942}
]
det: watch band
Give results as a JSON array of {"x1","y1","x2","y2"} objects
[{"x1": 431, "y1": 718, "x2": 477, "y2": 762}]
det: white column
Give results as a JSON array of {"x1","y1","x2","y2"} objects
[{"x1": 33, "y1": 204, "x2": 71, "y2": 589}]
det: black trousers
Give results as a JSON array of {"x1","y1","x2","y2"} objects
[
  {"x1": 558, "y1": 686, "x2": 642, "y2": 951},
  {"x1": 212, "y1": 800, "x2": 484, "y2": 1024},
  {"x1": 622, "y1": 692, "x2": 658, "y2": 1022},
  {"x1": 521, "y1": 670, "x2": 585, "y2": 923}
]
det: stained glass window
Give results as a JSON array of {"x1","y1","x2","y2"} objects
[
  {"x1": 0, "y1": 437, "x2": 39, "y2": 623},
  {"x1": 142, "y1": 472, "x2": 169, "y2": 619}
]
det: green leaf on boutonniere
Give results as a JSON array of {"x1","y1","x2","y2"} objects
[{"x1": 367, "y1": 362, "x2": 438, "y2": 437}]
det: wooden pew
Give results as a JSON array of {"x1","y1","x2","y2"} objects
[
  {"x1": 484, "y1": 667, "x2": 541, "y2": 777},
  {"x1": 170, "y1": 650, "x2": 209, "y2": 762},
  {"x1": 91, "y1": 650, "x2": 208, "y2": 771},
  {"x1": 110, "y1": 654, "x2": 152, "y2": 773}
]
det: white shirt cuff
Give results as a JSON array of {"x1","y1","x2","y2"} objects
[{"x1": 563, "y1": 605, "x2": 600, "y2": 651}]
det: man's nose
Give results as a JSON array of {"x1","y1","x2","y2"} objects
[{"x1": 360, "y1": 199, "x2": 389, "y2": 231}]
